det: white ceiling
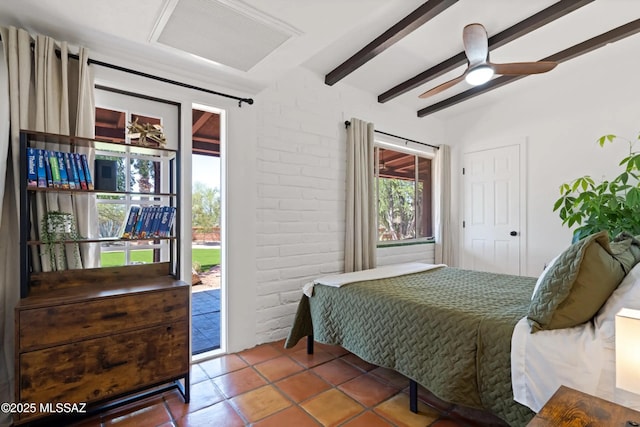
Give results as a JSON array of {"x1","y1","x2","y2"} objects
[{"x1": 1, "y1": 0, "x2": 639, "y2": 119}]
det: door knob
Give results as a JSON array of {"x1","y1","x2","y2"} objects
[{"x1": 510, "y1": 231, "x2": 518, "y2": 236}]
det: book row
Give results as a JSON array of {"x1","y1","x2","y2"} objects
[
  {"x1": 121, "y1": 205, "x2": 176, "y2": 239},
  {"x1": 27, "y1": 148, "x2": 94, "y2": 190}
]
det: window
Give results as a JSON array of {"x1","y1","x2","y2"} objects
[
  {"x1": 376, "y1": 146, "x2": 433, "y2": 242},
  {"x1": 95, "y1": 107, "x2": 171, "y2": 266}
]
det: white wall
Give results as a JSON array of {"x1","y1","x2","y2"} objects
[
  {"x1": 253, "y1": 67, "x2": 443, "y2": 343},
  {"x1": 444, "y1": 35, "x2": 640, "y2": 277}
]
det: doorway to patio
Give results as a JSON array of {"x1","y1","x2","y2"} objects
[{"x1": 190, "y1": 105, "x2": 223, "y2": 356}]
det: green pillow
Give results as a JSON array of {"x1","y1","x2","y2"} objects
[
  {"x1": 610, "y1": 232, "x2": 640, "y2": 274},
  {"x1": 528, "y1": 231, "x2": 625, "y2": 332}
]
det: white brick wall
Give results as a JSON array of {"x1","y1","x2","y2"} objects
[{"x1": 254, "y1": 68, "x2": 443, "y2": 344}]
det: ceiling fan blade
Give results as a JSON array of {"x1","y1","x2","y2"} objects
[
  {"x1": 418, "y1": 74, "x2": 466, "y2": 99},
  {"x1": 463, "y1": 23, "x2": 489, "y2": 66},
  {"x1": 491, "y1": 61, "x2": 557, "y2": 75}
]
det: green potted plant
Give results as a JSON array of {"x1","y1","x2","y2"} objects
[
  {"x1": 553, "y1": 133, "x2": 640, "y2": 242},
  {"x1": 40, "y1": 210, "x2": 81, "y2": 269}
]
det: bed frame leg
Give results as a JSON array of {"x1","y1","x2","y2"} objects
[
  {"x1": 409, "y1": 379, "x2": 418, "y2": 413},
  {"x1": 307, "y1": 335, "x2": 314, "y2": 354}
]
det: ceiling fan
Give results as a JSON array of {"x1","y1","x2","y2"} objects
[{"x1": 418, "y1": 23, "x2": 557, "y2": 99}]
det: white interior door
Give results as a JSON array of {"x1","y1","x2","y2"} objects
[{"x1": 463, "y1": 145, "x2": 521, "y2": 274}]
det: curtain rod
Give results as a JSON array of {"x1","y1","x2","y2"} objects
[
  {"x1": 0, "y1": 34, "x2": 254, "y2": 107},
  {"x1": 74, "y1": 52, "x2": 254, "y2": 108},
  {"x1": 344, "y1": 120, "x2": 439, "y2": 150}
]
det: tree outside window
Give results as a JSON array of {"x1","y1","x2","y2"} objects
[{"x1": 376, "y1": 147, "x2": 432, "y2": 242}]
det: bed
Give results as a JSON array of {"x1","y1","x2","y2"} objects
[{"x1": 285, "y1": 232, "x2": 640, "y2": 427}]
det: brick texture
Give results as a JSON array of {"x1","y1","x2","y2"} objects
[{"x1": 254, "y1": 69, "x2": 437, "y2": 343}]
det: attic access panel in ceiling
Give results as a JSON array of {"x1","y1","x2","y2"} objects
[{"x1": 156, "y1": 0, "x2": 293, "y2": 71}]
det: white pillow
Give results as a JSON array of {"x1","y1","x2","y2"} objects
[
  {"x1": 531, "y1": 253, "x2": 561, "y2": 300},
  {"x1": 594, "y1": 262, "x2": 640, "y2": 346}
]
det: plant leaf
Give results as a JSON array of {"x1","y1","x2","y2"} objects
[{"x1": 553, "y1": 198, "x2": 564, "y2": 211}]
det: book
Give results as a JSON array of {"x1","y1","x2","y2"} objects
[
  {"x1": 121, "y1": 206, "x2": 141, "y2": 239},
  {"x1": 36, "y1": 149, "x2": 47, "y2": 188},
  {"x1": 44, "y1": 150, "x2": 53, "y2": 187},
  {"x1": 167, "y1": 207, "x2": 177, "y2": 237},
  {"x1": 27, "y1": 148, "x2": 38, "y2": 187},
  {"x1": 57, "y1": 152, "x2": 69, "y2": 189},
  {"x1": 158, "y1": 206, "x2": 176, "y2": 238},
  {"x1": 49, "y1": 150, "x2": 61, "y2": 188},
  {"x1": 74, "y1": 153, "x2": 88, "y2": 190},
  {"x1": 132, "y1": 206, "x2": 149, "y2": 239},
  {"x1": 139, "y1": 206, "x2": 156, "y2": 239},
  {"x1": 149, "y1": 206, "x2": 163, "y2": 237},
  {"x1": 81, "y1": 154, "x2": 94, "y2": 190},
  {"x1": 157, "y1": 206, "x2": 173, "y2": 237},
  {"x1": 65, "y1": 152, "x2": 79, "y2": 190}
]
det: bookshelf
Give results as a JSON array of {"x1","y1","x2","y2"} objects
[{"x1": 15, "y1": 130, "x2": 190, "y2": 425}]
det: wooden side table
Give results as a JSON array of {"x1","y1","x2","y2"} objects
[{"x1": 527, "y1": 385, "x2": 640, "y2": 426}]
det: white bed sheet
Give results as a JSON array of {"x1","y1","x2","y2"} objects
[
  {"x1": 302, "y1": 262, "x2": 446, "y2": 297},
  {"x1": 511, "y1": 262, "x2": 640, "y2": 413}
]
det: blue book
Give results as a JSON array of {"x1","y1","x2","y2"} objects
[
  {"x1": 65, "y1": 152, "x2": 79, "y2": 190},
  {"x1": 132, "y1": 206, "x2": 149, "y2": 239},
  {"x1": 27, "y1": 148, "x2": 38, "y2": 187},
  {"x1": 147, "y1": 206, "x2": 158, "y2": 237},
  {"x1": 157, "y1": 206, "x2": 172, "y2": 237},
  {"x1": 74, "y1": 153, "x2": 87, "y2": 190},
  {"x1": 165, "y1": 206, "x2": 176, "y2": 237},
  {"x1": 81, "y1": 154, "x2": 94, "y2": 190},
  {"x1": 44, "y1": 150, "x2": 53, "y2": 187},
  {"x1": 139, "y1": 206, "x2": 156, "y2": 239},
  {"x1": 57, "y1": 152, "x2": 69, "y2": 189},
  {"x1": 122, "y1": 206, "x2": 140, "y2": 239},
  {"x1": 36, "y1": 149, "x2": 47, "y2": 188}
]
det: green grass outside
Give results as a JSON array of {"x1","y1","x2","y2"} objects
[{"x1": 101, "y1": 247, "x2": 220, "y2": 271}]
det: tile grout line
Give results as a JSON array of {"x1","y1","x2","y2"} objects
[{"x1": 190, "y1": 343, "x2": 452, "y2": 427}]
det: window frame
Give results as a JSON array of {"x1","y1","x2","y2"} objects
[
  {"x1": 95, "y1": 108, "x2": 173, "y2": 266},
  {"x1": 374, "y1": 139, "x2": 436, "y2": 247}
]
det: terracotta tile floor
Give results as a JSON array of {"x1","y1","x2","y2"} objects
[{"x1": 66, "y1": 339, "x2": 507, "y2": 427}]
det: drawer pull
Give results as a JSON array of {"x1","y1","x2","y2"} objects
[{"x1": 102, "y1": 311, "x2": 128, "y2": 320}]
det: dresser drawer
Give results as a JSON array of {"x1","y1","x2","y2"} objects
[
  {"x1": 18, "y1": 287, "x2": 188, "y2": 351},
  {"x1": 17, "y1": 320, "x2": 189, "y2": 421}
]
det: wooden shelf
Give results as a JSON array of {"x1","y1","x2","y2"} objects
[
  {"x1": 17, "y1": 130, "x2": 188, "y2": 425},
  {"x1": 27, "y1": 186, "x2": 177, "y2": 197},
  {"x1": 27, "y1": 236, "x2": 176, "y2": 245},
  {"x1": 20, "y1": 129, "x2": 178, "y2": 153}
]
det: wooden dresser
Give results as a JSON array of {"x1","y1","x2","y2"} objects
[
  {"x1": 528, "y1": 385, "x2": 640, "y2": 426},
  {"x1": 14, "y1": 263, "x2": 190, "y2": 425}
]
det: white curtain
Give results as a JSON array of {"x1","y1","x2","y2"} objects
[
  {"x1": 345, "y1": 118, "x2": 376, "y2": 272},
  {"x1": 0, "y1": 27, "x2": 96, "y2": 425},
  {"x1": 434, "y1": 144, "x2": 453, "y2": 265}
]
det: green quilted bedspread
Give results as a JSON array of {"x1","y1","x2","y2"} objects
[{"x1": 285, "y1": 267, "x2": 537, "y2": 426}]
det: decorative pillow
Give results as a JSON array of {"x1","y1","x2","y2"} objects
[
  {"x1": 610, "y1": 232, "x2": 640, "y2": 274},
  {"x1": 528, "y1": 231, "x2": 625, "y2": 333}
]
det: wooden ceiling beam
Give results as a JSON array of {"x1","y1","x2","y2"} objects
[
  {"x1": 324, "y1": 0, "x2": 458, "y2": 86},
  {"x1": 192, "y1": 111, "x2": 211, "y2": 134},
  {"x1": 94, "y1": 126, "x2": 125, "y2": 141},
  {"x1": 378, "y1": 0, "x2": 594, "y2": 103},
  {"x1": 417, "y1": 18, "x2": 640, "y2": 117},
  {"x1": 193, "y1": 140, "x2": 220, "y2": 157}
]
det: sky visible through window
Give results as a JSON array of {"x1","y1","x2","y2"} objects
[{"x1": 192, "y1": 154, "x2": 220, "y2": 189}]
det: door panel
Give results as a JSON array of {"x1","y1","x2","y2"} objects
[{"x1": 463, "y1": 145, "x2": 520, "y2": 275}]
